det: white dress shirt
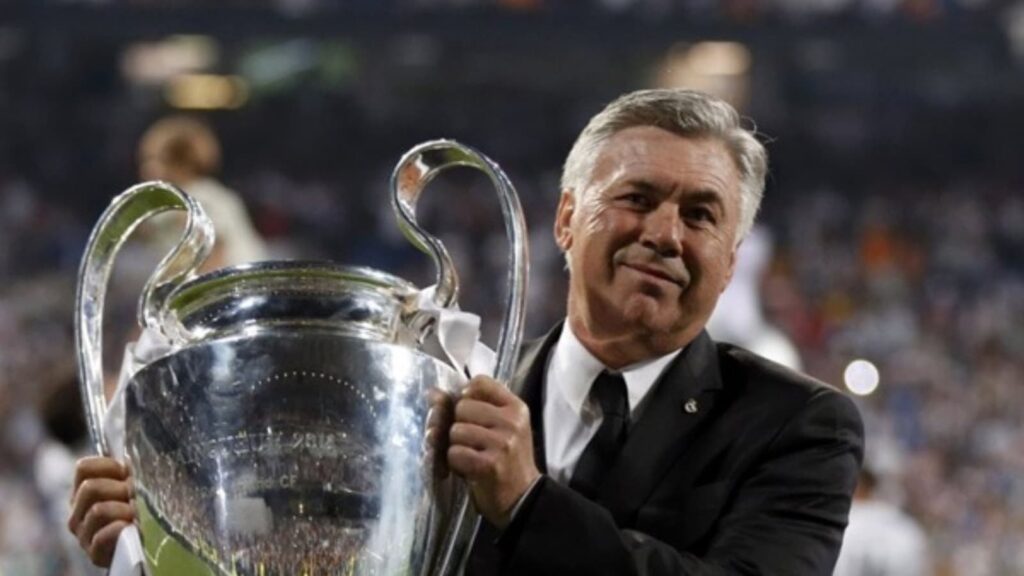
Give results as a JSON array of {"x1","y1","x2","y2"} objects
[{"x1": 542, "y1": 324, "x2": 682, "y2": 484}]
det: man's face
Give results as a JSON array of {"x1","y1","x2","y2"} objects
[{"x1": 555, "y1": 126, "x2": 743, "y2": 364}]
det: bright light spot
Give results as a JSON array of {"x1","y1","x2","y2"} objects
[
  {"x1": 165, "y1": 74, "x2": 249, "y2": 110},
  {"x1": 844, "y1": 359, "x2": 880, "y2": 396}
]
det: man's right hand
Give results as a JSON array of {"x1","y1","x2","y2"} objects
[{"x1": 68, "y1": 456, "x2": 135, "y2": 567}]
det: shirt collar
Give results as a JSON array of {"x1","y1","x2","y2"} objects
[{"x1": 548, "y1": 322, "x2": 683, "y2": 417}]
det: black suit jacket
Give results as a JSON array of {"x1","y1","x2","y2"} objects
[{"x1": 466, "y1": 324, "x2": 864, "y2": 575}]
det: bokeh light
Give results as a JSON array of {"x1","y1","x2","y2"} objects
[{"x1": 844, "y1": 359, "x2": 880, "y2": 396}]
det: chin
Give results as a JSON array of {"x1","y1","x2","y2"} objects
[{"x1": 621, "y1": 294, "x2": 679, "y2": 334}]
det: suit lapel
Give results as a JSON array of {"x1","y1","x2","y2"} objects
[
  {"x1": 597, "y1": 331, "x2": 723, "y2": 524},
  {"x1": 508, "y1": 324, "x2": 562, "y2": 474}
]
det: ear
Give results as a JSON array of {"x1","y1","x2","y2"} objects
[{"x1": 553, "y1": 189, "x2": 576, "y2": 252}]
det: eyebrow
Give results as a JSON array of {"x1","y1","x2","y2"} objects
[
  {"x1": 685, "y1": 190, "x2": 727, "y2": 211},
  {"x1": 624, "y1": 180, "x2": 727, "y2": 210}
]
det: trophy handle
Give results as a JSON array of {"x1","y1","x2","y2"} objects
[
  {"x1": 390, "y1": 140, "x2": 529, "y2": 575},
  {"x1": 390, "y1": 140, "x2": 528, "y2": 380},
  {"x1": 75, "y1": 181, "x2": 213, "y2": 455}
]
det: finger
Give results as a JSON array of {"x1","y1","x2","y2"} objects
[
  {"x1": 70, "y1": 478, "x2": 132, "y2": 534},
  {"x1": 449, "y1": 422, "x2": 506, "y2": 452},
  {"x1": 71, "y1": 478, "x2": 132, "y2": 531},
  {"x1": 447, "y1": 444, "x2": 496, "y2": 479},
  {"x1": 73, "y1": 457, "x2": 129, "y2": 493},
  {"x1": 89, "y1": 519, "x2": 132, "y2": 568},
  {"x1": 462, "y1": 376, "x2": 516, "y2": 406},
  {"x1": 77, "y1": 501, "x2": 134, "y2": 554},
  {"x1": 454, "y1": 398, "x2": 506, "y2": 428}
]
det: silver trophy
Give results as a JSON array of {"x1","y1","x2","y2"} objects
[{"x1": 75, "y1": 141, "x2": 528, "y2": 575}]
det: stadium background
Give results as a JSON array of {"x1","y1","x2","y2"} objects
[{"x1": 1, "y1": 1, "x2": 1023, "y2": 574}]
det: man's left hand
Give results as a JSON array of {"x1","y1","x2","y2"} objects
[{"x1": 447, "y1": 375, "x2": 541, "y2": 529}]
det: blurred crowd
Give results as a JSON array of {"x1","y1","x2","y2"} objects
[
  {"x1": 15, "y1": 0, "x2": 1024, "y2": 21},
  {"x1": 2, "y1": 10, "x2": 1024, "y2": 576},
  {"x1": 767, "y1": 178, "x2": 1024, "y2": 574}
]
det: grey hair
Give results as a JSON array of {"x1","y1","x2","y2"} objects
[{"x1": 560, "y1": 89, "x2": 768, "y2": 244}]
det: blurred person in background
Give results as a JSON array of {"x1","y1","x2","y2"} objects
[
  {"x1": 706, "y1": 225, "x2": 802, "y2": 370},
  {"x1": 833, "y1": 467, "x2": 930, "y2": 576},
  {"x1": 136, "y1": 115, "x2": 267, "y2": 273}
]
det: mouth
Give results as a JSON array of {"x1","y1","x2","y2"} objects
[{"x1": 622, "y1": 263, "x2": 686, "y2": 288}]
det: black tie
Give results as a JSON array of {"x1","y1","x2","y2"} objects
[{"x1": 569, "y1": 371, "x2": 629, "y2": 499}]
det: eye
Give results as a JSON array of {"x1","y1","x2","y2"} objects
[
  {"x1": 685, "y1": 206, "x2": 717, "y2": 225},
  {"x1": 618, "y1": 192, "x2": 653, "y2": 210}
]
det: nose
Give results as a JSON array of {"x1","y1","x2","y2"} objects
[{"x1": 639, "y1": 203, "x2": 683, "y2": 257}]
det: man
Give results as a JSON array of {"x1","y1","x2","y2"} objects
[
  {"x1": 70, "y1": 89, "x2": 863, "y2": 574},
  {"x1": 449, "y1": 89, "x2": 863, "y2": 574}
]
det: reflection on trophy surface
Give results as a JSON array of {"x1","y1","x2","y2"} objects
[{"x1": 75, "y1": 141, "x2": 528, "y2": 575}]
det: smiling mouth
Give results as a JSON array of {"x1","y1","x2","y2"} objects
[{"x1": 623, "y1": 263, "x2": 685, "y2": 287}]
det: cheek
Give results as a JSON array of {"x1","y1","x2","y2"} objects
[
  {"x1": 687, "y1": 242, "x2": 733, "y2": 290},
  {"x1": 579, "y1": 203, "x2": 612, "y2": 236},
  {"x1": 584, "y1": 206, "x2": 642, "y2": 247}
]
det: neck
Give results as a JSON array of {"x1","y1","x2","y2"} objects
[{"x1": 566, "y1": 313, "x2": 697, "y2": 370}]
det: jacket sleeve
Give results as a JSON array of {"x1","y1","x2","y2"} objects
[{"x1": 498, "y1": 390, "x2": 864, "y2": 576}]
